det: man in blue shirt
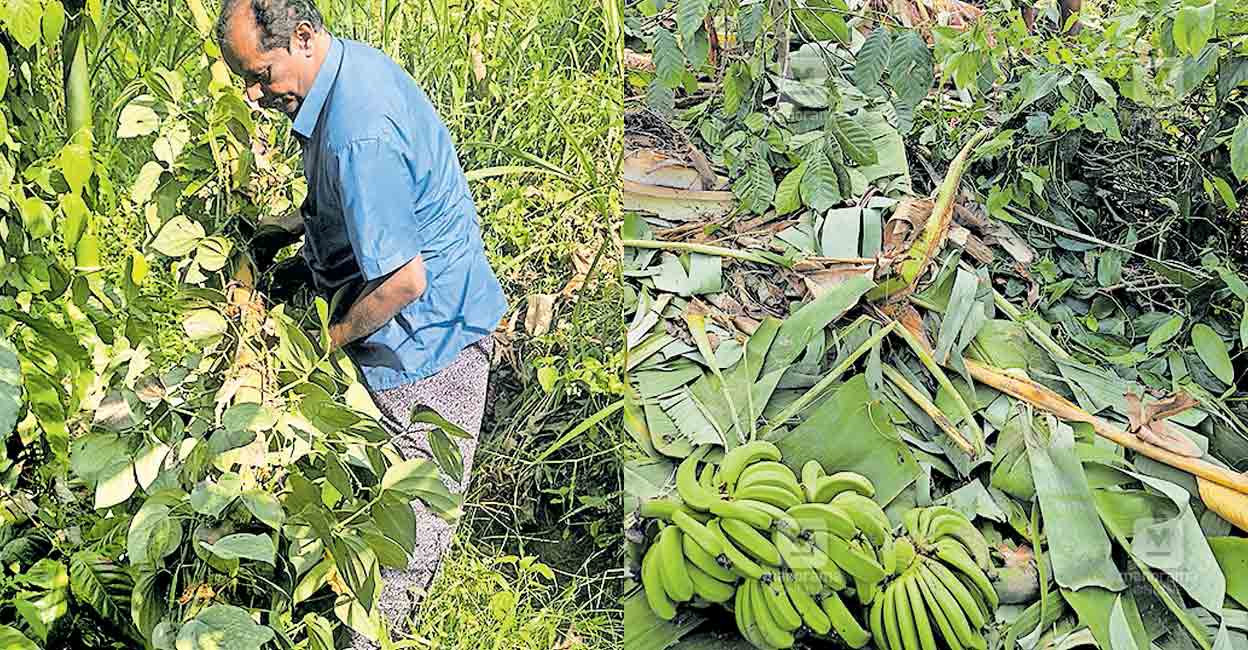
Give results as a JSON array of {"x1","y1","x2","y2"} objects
[{"x1": 216, "y1": 0, "x2": 508, "y2": 645}]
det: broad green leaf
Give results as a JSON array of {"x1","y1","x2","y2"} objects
[
  {"x1": 224, "y1": 399, "x2": 275, "y2": 431},
  {"x1": 151, "y1": 215, "x2": 205, "y2": 257},
  {"x1": 127, "y1": 494, "x2": 183, "y2": 565},
  {"x1": 0, "y1": 44, "x2": 9, "y2": 98},
  {"x1": 820, "y1": 206, "x2": 862, "y2": 258},
  {"x1": 20, "y1": 196, "x2": 53, "y2": 238},
  {"x1": 774, "y1": 160, "x2": 806, "y2": 215},
  {"x1": 829, "y1": 113, "x2": 878, "y2": 166},
  {"x1": 800, "y1": 152, "x2": 840, "y2": 212},
  {"x1": 732, "y1": 146, "x2": 776, "y2": 214},
  {"x1": 183, "y1": 309, "x2": 227, "y2": 341},
  {"x1": 383, "y1": 458, "x2": 460, "y2": 520},
  {"x1": 131, "y1": 250, "x2": 149, "y2": 286},
  {"x1": 889, "y1": 30, "x2": 934, "y2": 107},
  {"x1": 69, "y1": 552, "x2": 133, "y2": 629},
  {"x1": 652, "y1": 28, "x2": 683, "y2": 88},
  {"x1": 1210, "y1": 176, "x2": 1238, "y2": 212},
  {"x1": 42, "y1": 0, "x2": 65, "y2": 44},
  {"x1": 1210, "y1": 537, "x2": 1248, "y2": 608},
  {"x1": 738, "y1": 3, "x2": 766, "y2": 44},
  {"x1": 1173, "y1": 1, "x2": 1215, "y2": 57},
  {"x1": 1062, "y1": 587, "x2": 1150, "y2": 650},
  {"x1": 118, "y1": 99, "x2": 160, "y2": 138},
  {"x1": 1191, "y1": 323, "x2": 1234, "y2": 384},
  {"x1": 773, "y1": 374, "x2": 920, "y2": 505},
  {"x1": 132, "y1": 161, "x2": 164, "y2": 205},
  {"x1": 60, "y1": 193, "x2": 89, "y2": 246},
  {"x1": 0, "y1": 625, "x2": 37, "y2": 650},
  {"x1": 241, "y1": 490, "x2": 285, "y2": 530},
  {"x1": 0, "y1": 334, "x2": 20, "y2": 442},
  {"x1": 676, "y1": 0, "x2": 708, "y2": 42},
  {"x1": 58, "y1": 143, "x2": 93, "y2": 195},
  {"x1": 1026, "y1": 417, "x2": 1125, "y2": 591},
  {"x1": 1081, "y1": 69, "x2": 1118, "y2": 107},
  {"x1": 7, "y1": 0, "x2": 44, "y2": 49},
  {"x1": 175, "y1": 604, "x2": 275, "y2": 650},
  {"x1": 202, "y1": 533, "x2": 275, "y2": 565},
  {"x1": 94, "y1": 453, "x2": 138, "y2": 509},
  {"x1": 154, "y1": 123, "x2": 191, "y2": 165},
  {"x1": 623, "y1": 590, "x2": 705, "y2": 650},
  {"x1": 853, "y1": 28, "x2": 891, "y2": 91},
  {"x1": 372, "y1": 491, "x2": 417, "y2": 554},
  {"x1": 190, "y1": 473, "x2": 243, "y2": 518},
  {"x1": 196, "y1": 236, "x2": 232, "y2": 271},
  {"x1": 1147, "y1": 315, "x2": 1184, "y2": 351},
  {"x1": 1232, "y1": 117, "x2": 1248, "y2": 182}
]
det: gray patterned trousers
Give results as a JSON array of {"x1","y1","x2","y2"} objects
[{"x1": 348, "y1": 337, "x2": 493, "y2": 649}]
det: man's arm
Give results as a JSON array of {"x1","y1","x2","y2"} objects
[{"x1": 328, "y1": 255, "x2": 427, "y2": 349}]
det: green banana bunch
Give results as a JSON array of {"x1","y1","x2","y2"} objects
[
  {"x1": 867, "y1": 505, "x2": 997, "y2": 650},
  {"x1": 633, "y1": 447, "x2": 929, "y2": 650}
]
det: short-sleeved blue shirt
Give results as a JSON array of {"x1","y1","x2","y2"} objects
[{"x1": 293, "y1": 37, "x2": 507, "y2": 390}]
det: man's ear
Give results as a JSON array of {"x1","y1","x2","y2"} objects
[{"x1": 292, "y1": 22, "x2": 315, "y2": 55}]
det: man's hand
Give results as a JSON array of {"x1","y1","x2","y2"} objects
[{"x1": 324, "y1": 256, "x2": 427, "y2": 349}]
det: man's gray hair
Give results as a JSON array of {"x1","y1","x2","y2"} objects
[{"x1": 216, "y1": 0, "x2": 325, "y2": 51}]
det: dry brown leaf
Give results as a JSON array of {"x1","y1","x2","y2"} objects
[
  {"x1": 524, "y1": 294, "x2": 558, "y2": 336},
  {"x1": 803, "y1": 267, "x2": 875, "y2": 298},
  {"x1": 1124, "y1": 392, "x2": 1203, "y2": 458}
]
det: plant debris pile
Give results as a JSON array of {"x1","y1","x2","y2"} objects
[{"x1": 623, "y1": 0, "x2": 1248, "y2": 648}]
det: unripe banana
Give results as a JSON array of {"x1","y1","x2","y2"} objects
[
  {"x1": 717, "y1": 441, "x2": 782, "y2": 491},
  {"x1": 850, "y1": 537, "x2": 881, "y2": 605},
  {"x1": 783, "y1": 570, "x2": 831, "y2": 635},
  {"x1": 735, "y1": 578, "x2": 768, "y2": 650},
  {"x1": 738, "y1": 462, "x2": 804, "y2": 501},
  {"x1": 721, "y1": 518, "x2": 782, "y2": 566},
  {"x1": 671, "y1": 509, "x2": 723, "y2": 558},
  {"x1": 902, "y1": 508, "x2": 924, "y2": 541},
  {"x1": 657, "y1": 525, "x2": 694, "y2": 602},
  {"x1": 750, "y1": 579, "x2": 797, "y2": 648},
  {"x1": 925, "y1": 508, "x2": 992, "y2": 570},
  {"x1": 773, "y1": 530, "x2": 824, "y2": 571},
  {"x1": 642, "y1": 543, "x2": 677, "y2": 620},
  {"x1": 904, "y1": 573, "x2": 938, "y2": 650},
  {"x1": 816, "y1": 533, "x2": 886, "y2": 584},
  {"x1": 914, "y1": 562, "x2": 966, "y2": 650},
  {"x1": 882, "y1": 581, "x2": 904, "y2": 650},
  {"x1": 760, "y1": 574, "x2": 803, "y2": 632},
  {"x1": 708, "y1": 519, "x2": 770, "y2": 581},
  {"x1": 682, "y1": 529, "x2": 736, "y2": 582},
  {"x1": 710, "y1": 498, "x2": 773, "y2": 530},
  {"x1": 739, "y1": 499, "x2": 801, "y2": 537},
  {"x1": 919, "y1": 563, "x2": 985, "y2": 650},
  {"x1": 801, "y1": 459, "x2": 826, "y2": 502},
  {"x1": 831, "y1": 492, "x2": 892, "y2": 547},
  {"x1": 814, "y1": 471, "x2": 876, "y2": 501},
  {"x1": 688, "y1": 562, "x2": 736, "y2": 603},
  {"x1": 869, "y1": 592, "x2": 889, "y2": 650},
  {"x1": 676, "y1": 453, "x2": 718, "y2": 511},
  {"x1": 638, "y1": 498, "x2": 685, "y2": 520},
  {"x1": 893, "y1": 571, "x2": 920, "y2": 650},
  {"x1": 933, "y1": 539, "x2": 998, "y2": 609},
  {"x1": 822, "y1": 589, "x2": 872, "y2": 648},
  {"x1": 879, "y1": 534, "x2": 898, "y2": 575},
  {"x1": 926, "y1": 560, "x2": 986, "y2": 628},
  {"x1": 786, "y1": 502, "x2": 858, "y2": 540},
  {"x1": 895, "y1": 536, "x2": 917, "y2": 573},
  {"x1": 734, "y1": 484, "x2": 802, "y2": 510}
]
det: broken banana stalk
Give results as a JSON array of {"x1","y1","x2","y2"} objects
[
  {"x1": 963, "y1": 358, "x2": 1248, "y2": 497},
  {"x1": 868, "y1": 127, "x2": 993, "y2": 303}
]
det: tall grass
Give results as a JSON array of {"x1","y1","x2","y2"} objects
[{"x1": 325, "y1": 0, "x2": 624, "y2": 645}]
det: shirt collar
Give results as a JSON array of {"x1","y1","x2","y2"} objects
[{"x1": 292, "y1": 36, "x2": 344, "y2": 141}]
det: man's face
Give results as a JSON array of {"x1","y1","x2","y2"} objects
[{"x1": 222, "y1": 8, "x2": 313, "y2": 117}]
